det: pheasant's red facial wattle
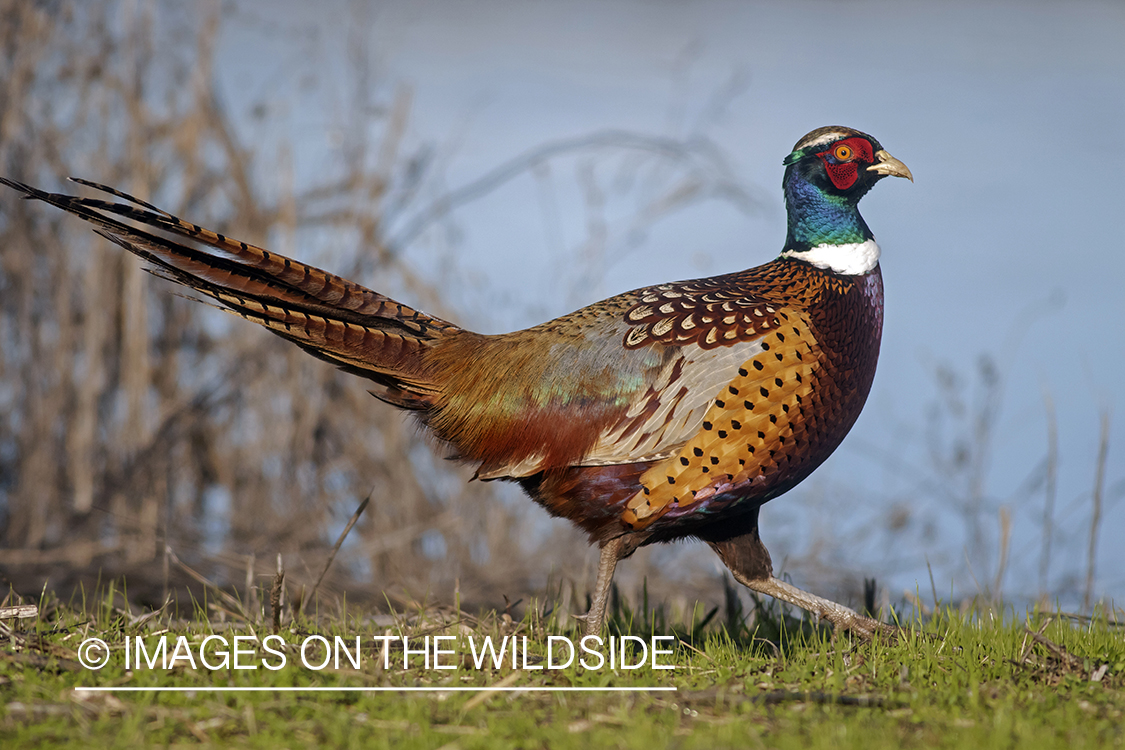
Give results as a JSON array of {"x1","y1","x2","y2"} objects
[{"x1": 817, "y1": 137, "x2": 874, "y2": 190}]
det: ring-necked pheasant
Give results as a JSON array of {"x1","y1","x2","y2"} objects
[{"x1": 2, "y1": 125, "x2": 911, "y2": 638}]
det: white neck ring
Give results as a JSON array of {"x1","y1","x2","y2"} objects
[{"x1": 780, "y1": 239, "x2": 880, "y2": 275}]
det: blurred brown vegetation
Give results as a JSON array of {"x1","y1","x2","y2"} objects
[
  {"x1": 0, "y1": 0, "x2": 547, "y2": 611},
  {"x1": 0, "y1": 1, "x2": 750, "y2": 619}
]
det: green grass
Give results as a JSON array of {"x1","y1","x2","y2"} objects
[{"x1": 2, "y1": 584, "x2": 1123, "y2": 749}]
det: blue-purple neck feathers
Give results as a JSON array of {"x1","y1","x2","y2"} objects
[{"x1": 782, "y1": 166, "x2": 874, "y2": 251}]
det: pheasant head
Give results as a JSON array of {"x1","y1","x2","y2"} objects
[{"x1": 780, "y1": 126, "x2": 912, "y2": 274}]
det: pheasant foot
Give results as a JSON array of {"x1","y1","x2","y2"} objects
[{"x1": 733, "y1": 573, "x2": 899, "y2": 641}]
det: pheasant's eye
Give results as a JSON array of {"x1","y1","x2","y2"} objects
[{"x1": 833, "y1": 144, "x2": 853, "y2": 161}]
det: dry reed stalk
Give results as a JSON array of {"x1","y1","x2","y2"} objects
[
  {"x1": 993, "y1": 505, "x2": 1011, "y2": 601},
  {"x1": 1083, "y1": 411, "x2": 1110, "y2": 612},
  {"x1": 1038, "y1": 391, "x2": 1058, "y2": 595}
]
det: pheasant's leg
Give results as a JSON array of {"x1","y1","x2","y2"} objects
[
  {"x1": 582, "y1": 536, "x2": 626, "y2": 638},
  {"x1": 730, "y1": 572, "x2": 896, "y2": 639},
  {"x1": 705, "y1": 518, "x2": 895, "y2": 640}
]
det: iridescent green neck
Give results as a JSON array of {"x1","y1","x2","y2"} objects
[{"x1": 783, "y1": 167, "x2": 873, "y2": 251}]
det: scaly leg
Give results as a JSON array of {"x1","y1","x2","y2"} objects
[
  {"x1": 580, "y1": 536, "x2": 626, "y2": 638},
  {"x1": 729, "y1": 571, "x2": 896, "y2": 639},
  {"x1": 705, "y1": 514, "x2": 896, "y2": 640}
]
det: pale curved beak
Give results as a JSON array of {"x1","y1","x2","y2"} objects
[{"x1": 867, "y1": 150, "x2": 913, "y2": 182}]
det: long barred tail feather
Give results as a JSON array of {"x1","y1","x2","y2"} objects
[{"x1": 1, "y1": 177, "x2": 459, "y2": 409}]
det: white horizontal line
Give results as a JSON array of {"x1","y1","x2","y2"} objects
[{"x1": 74, "y1": 686, "x2": 677, "y2": 693}]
